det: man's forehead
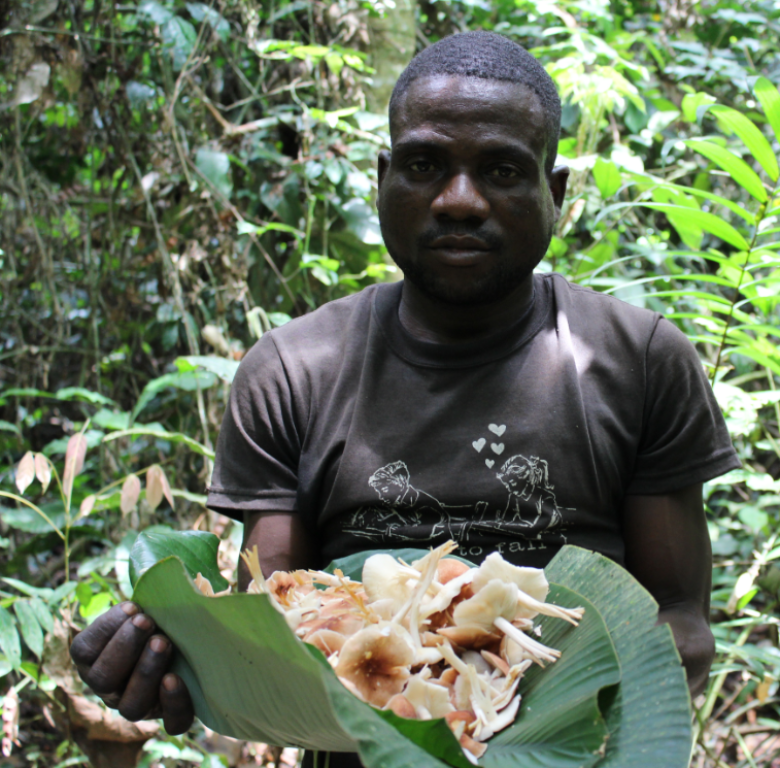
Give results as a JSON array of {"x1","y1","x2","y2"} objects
[
  {"x1": 394, "y1": 75, "x2": 543, "y2": 118},
  {"x1": 391, "y1": 75, "x2": 546, "y2": 147}
]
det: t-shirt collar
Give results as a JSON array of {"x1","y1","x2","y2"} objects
[{"x1": 373, "y1": 275, "x2": 551, "y2": 369}]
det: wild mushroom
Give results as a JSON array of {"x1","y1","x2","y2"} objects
[
  {"x1": 453, "y1": 579, "x2": 563, "y2": 666},
  {"x1": 335, "y1": 623, "x2": 414, "y2": 708},
  {"x1": 473, "y1": 553, "x2": 584, "y2": 625}
]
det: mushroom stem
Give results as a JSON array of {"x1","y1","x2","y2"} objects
[
  {"x1": 517, "y1": 592, "x2": 585, "y2": 626},
  {"x1": 493, "y1": 617, "x2": 561, "y2": 666}
]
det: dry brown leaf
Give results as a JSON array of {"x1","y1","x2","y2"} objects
[
  {"x1": 757, "y1": 674, "x2": 773, "y2": 703},
  {"x1": 79, "y1": 495, "x2": 96, "y2": 519},
  {"x1": 2, "y1": 688, "x2": 20, "y2": 757},
  {"x1": 158, "y1": 466, "x2": 174, "y2": 509},
  {"x1": 202, "y1": 324, "x2": 231, "y2": 356},
  {"x1": 15, "y1": 452, "x2": 35, "y2": 494},
  {"x1": 41, "y1": 618, "x2": 83, "y2": 696},
  {"x1": 63, "y1": 434, "x2": 88, "y2": 499},
  {"x1": 34, "y1": 453, "x2": 51, "y2": 493},
  {"x1": 145, "y1": 465, "x2": 164, "y2": 510},
  {"x1": 67, "y1": 695, "x2": 159, "y2": 741},
  {"x1": 120, "y1": 475, "x2": 141, "y2": 515}
]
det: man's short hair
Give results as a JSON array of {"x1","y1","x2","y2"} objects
[{"x1": 389, "y1": 31, "x2": 562, "y2": 175}]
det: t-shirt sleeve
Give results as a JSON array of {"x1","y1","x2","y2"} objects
[
  {"x1": 206, "y1": 335, "x2": 303, "y2": 520},
  {"x1": 625, "y1": 316, "x2": 741, "y2": 495}
]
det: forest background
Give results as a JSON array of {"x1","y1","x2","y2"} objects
[{"x1": 1, "y1": 0, "x2": 780, "y2": 765}]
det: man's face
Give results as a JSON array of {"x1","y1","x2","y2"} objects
[{"x1": 377, "y1": 76, "x2": 568, "y2": 306}]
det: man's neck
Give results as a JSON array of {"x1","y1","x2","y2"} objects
[{"x1": 398, "y1": 276, "x2": 536, "y2": 344}]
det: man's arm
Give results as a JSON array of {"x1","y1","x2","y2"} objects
[
  {"x1": 239, "y1": 511, "x2": 320, "y2": 589},
  {"x1": 622, "y1": 483, "x2": 715, "y2": 697}
]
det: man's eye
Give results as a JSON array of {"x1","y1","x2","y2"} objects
[
  {"x1": 488, "y1": 165, "x2": 519, "y2": 179},
  {"x1": 409, "y1": 160, "x2": 436, "y2": 173}
]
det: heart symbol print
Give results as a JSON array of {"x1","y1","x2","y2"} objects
[
  {"x1": 488, "y1": 424, "x2": 506, "y2": 436},
  {"x1": 472, "y1": 438, "x2": 486, "y2": 453},
  {"x1": 485, "y1": 459, "x2": 495, "y2": 469},
  {"x1": 491, "y1": 442, "x2": 505, "y2": 455}
]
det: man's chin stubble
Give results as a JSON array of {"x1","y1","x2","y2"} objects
[{"x1": 398, "y1": 263, "x2": 534, "y2": 307}]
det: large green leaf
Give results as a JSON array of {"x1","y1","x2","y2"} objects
[
  {"x1": 129, "y1": 530, "x2": 228, "y2": 592},
  {"x1": 133, "y1": 557, "x2": 466, "y2": 767},
  {"x1": 638, "y1": 203, "x2": 750, "y2": 250},
  {"x1": 710, "y1": 105, "x2": 779, "y2": 182},
  {"x1": 684, "y1": 139, "x2": 767, "y2": 202},
  {"x1": 132, "y1": 542, "x2": 625, "y2": 767},
  {"x1": 483, "y1": 583, "x2": 618, "y2": 768},
  {"x1": 545, "y1": 547, "x2": 692, "y2": 768},
  {"x1": 753, "y1": 78, "x2": 780, "y2": 146}
]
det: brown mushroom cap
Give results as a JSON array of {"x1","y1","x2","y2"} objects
[{"x1": 437, "y1": 559, "x2": 471, "y2": 584}]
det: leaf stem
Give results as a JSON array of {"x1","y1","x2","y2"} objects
[{"x1": 0, "y1": 491, "x2": 65, "y2": 540}]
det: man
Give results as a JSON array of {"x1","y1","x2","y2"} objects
[{"x1": 70, "y1": 30, "x2": 740, "y2": 758}]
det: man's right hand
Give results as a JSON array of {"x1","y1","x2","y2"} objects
[{"x1": 69, "y1": 601, "x2": 195, "y2": 735}]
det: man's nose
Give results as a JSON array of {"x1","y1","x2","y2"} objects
[{"x1": 430, "y1": 172, "x2": 489, "y2": 221}]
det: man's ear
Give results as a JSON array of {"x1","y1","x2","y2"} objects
[
  {"x1": 377, "y1": 150, "x2": 391, "y2": 202},
  {"x1": 549, "y1": 165, "x2": 570, "y2": 219}
]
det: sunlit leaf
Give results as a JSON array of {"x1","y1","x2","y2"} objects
[
  {"x1": 176, "y1": 356, "x2": 240, "y2": 383},
  {"x1": 710, "y1": 105, "x2": 779, "y2": 182},
  {"x1": 15, "y1": 452, "x2": 35, "y2": 494},
  {"x1": 638, "y1": 203, "x2": 750, "y2": 250},
  {"x1": 684, "y1": 139, "x2": 767, "y2": 202},
  {"x1": 81, "y1": 592, "x2": 113, "y2": 623},
  {"x1": 121, "y1": 475, "x2": 142, "y2": 515},
  {"x1": 593, "y1": 158, "x2": 622, "y2": 199},
  {"x1": 753, "y1": 77, "x2": 780, "y2": 147}
]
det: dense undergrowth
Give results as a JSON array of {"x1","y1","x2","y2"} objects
[{"x1": 1, "y1": 0, "x2": 779, "y2": 765}]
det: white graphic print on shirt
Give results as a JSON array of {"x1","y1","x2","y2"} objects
[{"x1": 341, "y1": 424, "x2": 570, "y2": 560}]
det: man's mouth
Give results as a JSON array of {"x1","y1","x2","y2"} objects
[
  {"x1": 424, "y1": 235, "x2": 496, "y2": 267},
  {"x1": 428, "y1": 235, "x2": 492, "y2": 251}
]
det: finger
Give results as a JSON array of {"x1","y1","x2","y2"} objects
[
  {"x1": 98, "y1": 692, "x2": 122, "y2": 709},
  {"x1": 117, "y1": 636, "x2": 172, "y2": 722},
  {"x1": 70, "y1": 602, "x2": 140, "y2": 666},
  {"x1": 160, "y1": 674, "x2": 195, "y2": 735},
  {"x1": 84, "y1": 613, "x2": 157, "y2": 694}
]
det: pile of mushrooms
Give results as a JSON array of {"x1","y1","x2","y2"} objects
[{"x1": 197, "y1": 541, "x2": 584, "y2": 764}]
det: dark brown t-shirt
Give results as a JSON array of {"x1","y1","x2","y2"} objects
[{"x1": 206, "y1": 273, "x2": 739, "y2": 568}]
